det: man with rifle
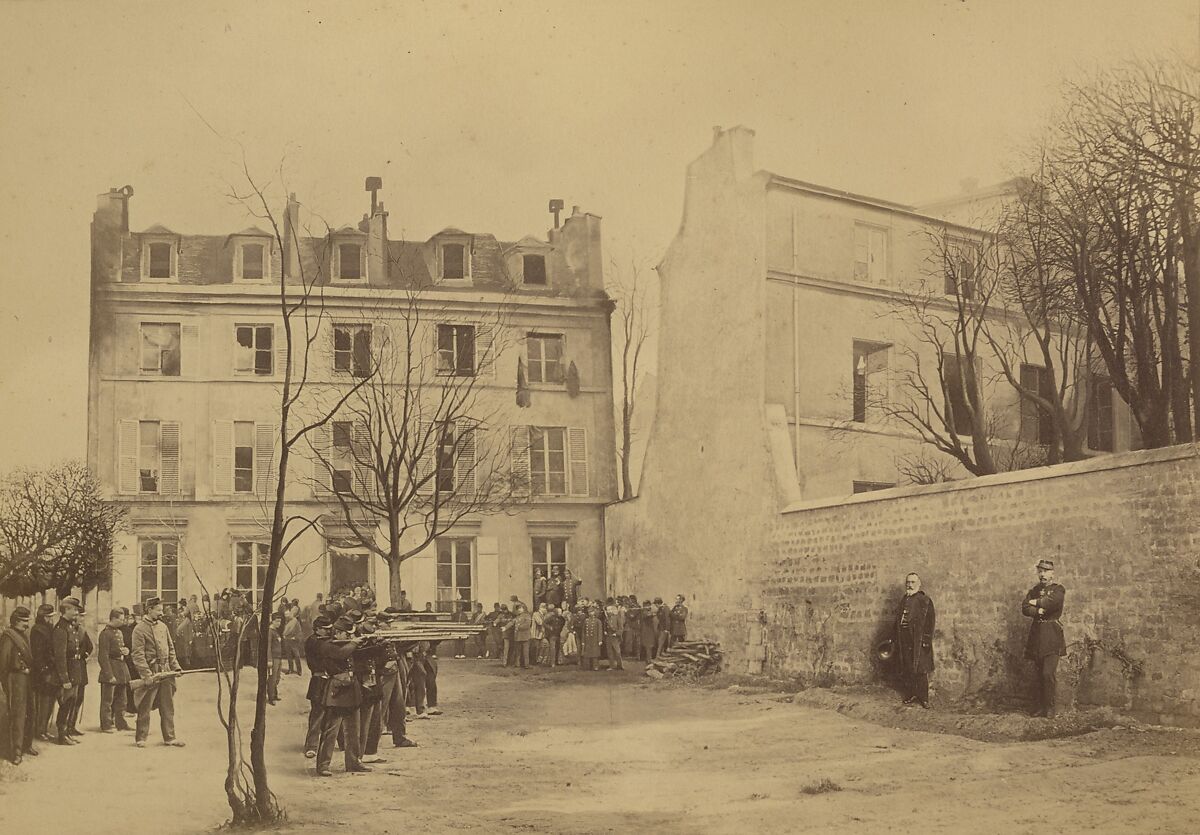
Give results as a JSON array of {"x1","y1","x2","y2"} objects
[
  {"x1": 303, "y1": 615, "x2": 332, "y2": 759},
  {"x1": 314, "y1": 615, "x2": 370, "y2": 777},
  {"x1": 130, "y1": 596, "x2": 185, "y2": 749}
]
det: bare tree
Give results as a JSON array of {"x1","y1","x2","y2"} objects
[
  {"x1": 308, "y1": 288, "x2": 527, "y2": 607},
  {"x1": 610, "y1": 258, "x2": 652, "y2": 500},
  {"x1": 0, "y1": 461, "x2": 125, "y2": 598}
]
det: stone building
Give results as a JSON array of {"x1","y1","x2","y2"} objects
[
  {"x1": 87, "y1": 183, "x2": 615, "y2": 614},
  {"x1": 606, "y1": 126, "x2": 1133, "y2": 642}
]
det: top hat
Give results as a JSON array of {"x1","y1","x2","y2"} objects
[{"x1": 1036, "y1": 559, "x2": 1055, "y2": 571}]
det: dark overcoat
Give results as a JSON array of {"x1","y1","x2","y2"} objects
[
  {"x1": 318, "y1": 639, "x2": 361, "y2": 709},
  {"x1": 894, "y1": 591, "x2": 935, "y2": 674},
  {"x1": 1022, "y1": 583, "x2": 1066, "y2": 659},
  {"x1": 97, "y1": 625, "x2": 131, "y2": 684}
]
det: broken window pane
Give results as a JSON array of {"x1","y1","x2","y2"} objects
[{"x1": 141, "y1": 323, "x2": 181, "y2": 376}]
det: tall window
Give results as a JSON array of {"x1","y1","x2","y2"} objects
[
  {"x1": 233, "y1": 421, "x2": 255, "y2": 493},
  {"x1": 234, "y1": 324, "x2": 273, "y2": 375},
  {"x1": 853, "y1": 224, "x2": 888, "y2": 284},
  {"x1": 333, "y1": 324, "x2": 371, "y2": 377},
  {"x1": 852, "y1": 341, "x2": 889, "y2": 423},
  {"x1": 337, "y1": 243, "x2": 363, "y2": 280},
  {"x1": 441, "y1": 243, "x2": 466, "y2": 279},
  {"x1": 435, "y1": 538, "x2": 473, "y2": 613},
  {"x1": 530, "y1": 427, "x2": 567, "y2": 495},
  {"x1": 331, "y1": 421, "x2": 354, "y2": 494},
  {"x1": 234, "y1": 542, "x2": 270, "y2": 604},
  {"x1": 1019, "y1": 364, "x2": 1055, "y2": 445},
  {"x1": 941, "y1": 352, "x2": 974, "y2": 435},
  {"x1": 140, "y1": 323, "x2": 181, "y2": 376},
  {"x1": 531, "y1": 537, "x2": 567, "y2": 591},
  {"x1": 139, "y1": 539, "x2": 179, "y2": 604},
  {"x1": 526, "y1": 333, "x2": 564, "y2": 383},
  {"x1": 241, "y1": 243, "x2": 265, "y2": 280},
  {"x1": 523, "y1": 254, "x2": 547, "y2": 285},
  {"x1": 138, "y1": 421, "x2": 161, "y2": 493},
  {"x1": 1088, "y1": 374, "x2": 1114, "y2": 452},
  {"x1": 147, "y1": 242, "x2": 173, "y2": 279},
  {"x1": 946, "y1": 241, "x2": 978, "y2": 298},
  {"x1": 437, "y1": 324, "x2": 476, "y2": 376},
  {"x1": 435, "y1": 424, "x2": 457, "y2": 493}
]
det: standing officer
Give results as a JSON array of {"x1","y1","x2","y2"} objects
[
  {"x1": 97, "y1": 608, "x2": 133, "y2": 732},
  {"x1": 29, "y1": 603, "x2": 56, "y2": 740},
  {"x1": 894, "y1": 573, "x2": 935, "y2": 708},
  {"x1": 0, "y1": 607, "x2": 38, "y2": 764},
  {"x1": 49, "y1": 596, "x2": 87, "y2": 745},
  {"x1": 1022, "y1": 559, "x2": 1066, "y2": 718},
  {"x1": 131, "y1": 597, "x2": 186, "y2": 748}
]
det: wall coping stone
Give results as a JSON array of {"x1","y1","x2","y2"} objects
[{"x1": 782, "y1": 442, "x2": 1200, "y2": 515}]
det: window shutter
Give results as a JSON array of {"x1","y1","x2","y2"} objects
[
  {"x1": 181, "y1": 323, "x2": 200, "y2": 377},
  {"x1": 118, "y1": 419, "x2": 139, "y2": 494},
  {"x1": 212, "y1": 420, "x2": 233, "y2": 495},
  {"x1": 312, "y1": 423, "x2": 333, "y2": 496},
  {"x1": 353, "y1": 421, "x2": 372, "y2": 497},
  {"x1": 274, "y1": 325, "x2": 288, "y2": 378},
  {"x1": 255, "y1": 423, "x2": 278, "y2": 496},
  {"x1": 160, "y1": 422, "x2": 181, "y2": 495},
  {"x1": 475, "y1": 323, "x2": 497, "y2": 378},
  {"x1": 568, "y1": 427, "x2": 588, "y2": 497},
  {"x1": 416, "y1": 420, "x2": 435, "y2": 496},
  {"x1": 510, "y1": 425, "x2": 531, "y2": 497},
  {"x1": 455, "y1": 422, "x2": 476, "y2": 498}
]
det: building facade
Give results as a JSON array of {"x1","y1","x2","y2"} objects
[
  {"x1": 88, "y1": 184, "x2": 616, "y2": 615},
  {"x1": 606, "y1": 126, "x2": 1132, "y2": 653}
]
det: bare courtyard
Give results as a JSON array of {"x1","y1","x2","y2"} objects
[{"x1": 1, "y1": 660, "x2": 1198, "y2": 834}]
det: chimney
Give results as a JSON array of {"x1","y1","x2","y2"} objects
[
  {"x1": 557, "y1": 206, "x2": 604, "y2": 294},
  {"x1": 367, "y1": 200, "x2": 389, "y2": 284},
  {"x1": 282, "y1": 192, "x2": 301, "y2": 283},
  {"x1": 91, "y1": 185, "x2": 133, "y2": 283}
]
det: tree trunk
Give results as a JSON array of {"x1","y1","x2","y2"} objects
[
  {"x1": 388, "y1": 556, "x2": 403, "y2": 607},
  {"x1": 1178, "y1": 200, "x2": 1200, "y2": 441},
  {"x1": 620, "y1": 403, "x2": 634, "y2": 500}
]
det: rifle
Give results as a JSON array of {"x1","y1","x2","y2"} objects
[{"x1": 129, "y1": 668, "x2": 210, "y2": 696}]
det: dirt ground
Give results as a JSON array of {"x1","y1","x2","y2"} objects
[{"x1": 2, "y1": 659, "x2": 1198, "y2": 834}]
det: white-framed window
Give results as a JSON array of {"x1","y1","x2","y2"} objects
[
  {"x1": 530, "y1": 427, "x2": 567, "y2": 495},
  {"x1": 531, "y1": 537, "x2": 567, "y2": 591},
  {"x1": 212, "y1": 420, "x2": 275, "y2": 496},
  {"x1": 118, "y1": 419, "x2": 180, "y2": 495},
  {"x1": 437, "y1": 324, "x2": 476, "y2": 376},
  {"x1": 335, "y1": 242, "x2": 364, "y2": 281},
  {"x1": 852, "y1": 340, "x2": 890, "y2": 423},
  {"x1": 140, "y1": 322, "x2": 181, "y2": 376},
  {"x1": 435, "y1": 537, "x2": 474, "y2": 613},
  {"x1": 945, "y1": 238, "x2": 978, "y2": 298},
  {"x1": 1088, "y1": 374, "x2": 1115, "y2": 452},
  {"x1": 139, "y1": 538, "x2": 179, "y2": 604},
  {"x1": 853, "y1": 223, "x2": 888, "y2": 285},
  {"x1": 526, "y1": 332, "x2": 564, "y2": 383},
  {"x1": 333, "y1": 324, "x2": 371, "y2": 377},
  {"x1": 236, "y1": 241, "x2": 267, "y2": 281},
  {"x1": 516, "y1": 426, "x2": 588, "y2": 498},
  {"x1": 522, "y1": 254, "x2": 547, "y2": 285},
  {"x1": 234, "y1": 324, "x2": 274, "y2": 375},
  {"x1": 1019, "y1": 364, "x2": 1055, "y2": 446},
  {"x1": 142, "y1": 238, "x2": 177, "y2": 281},
  {"x1": 233, "y1": 421, "x2": 256, "y2": 493},
  {"x1": 331, "y1": 420, "x2": 355, "y2": 494},
  {"x1": 233, "y1": 541, "x2": 270, "y2": 605}
]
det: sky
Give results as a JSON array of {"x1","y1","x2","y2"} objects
[{"x1": 0, "y1": 0, "x2": 1196, "y2": 470}]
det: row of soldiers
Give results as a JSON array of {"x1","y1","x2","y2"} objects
[{"x1": 302, "y1": 604, "x2": 439, "y2": 777}]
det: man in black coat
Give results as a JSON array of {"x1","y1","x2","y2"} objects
[
  {"x1": 894, "y1": 573, "x2": 935, "y2": 708},
  {"x1": 49, "y1": 597, "x2": 87, "y2": 744},
  {"x1": 303, "y1": 616, "x2": 331, "y2": 759},
  {"x1": 0, "y1": 607, "x2": 38, "y2": 764},
  {"x1": 1022, "y1": 558, "x2": 1067, "y2": 718},
  {"x1": 28, "y1": 604, "x2": 57, "y2": 740}
]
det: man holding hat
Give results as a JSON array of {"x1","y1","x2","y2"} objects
[
  {"x1": 894, "y1": 573, "x2": 935, "y2": 708},
  {"x1": 1022, "y1": 559, "x2": 1067, "y2": 718},
  {"x1": 0, "y1": 606, "x2": 38, "y2": 763},
  {"x1": 50, "y1": 596, "x2": 88, "y2": 745},
  {"x1": 131, "y1": 596, "x2": 186, "y2": 747}
]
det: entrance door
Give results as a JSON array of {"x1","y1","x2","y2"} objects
[{"x1": 329, "y1": 550, "x2": 370, "y2": 596}]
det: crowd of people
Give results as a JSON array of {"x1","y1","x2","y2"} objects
[{"x1": 0, "y1": 594, "x2": 186, "y2": 765}]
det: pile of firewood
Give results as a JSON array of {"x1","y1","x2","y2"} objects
[{"x1": 644, "y1": 641, "x2": 722, "y2": 679}]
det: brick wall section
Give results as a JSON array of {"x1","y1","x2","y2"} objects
[{"x1": 760, "y1": 444, "x2": 1200, "y2": 726}]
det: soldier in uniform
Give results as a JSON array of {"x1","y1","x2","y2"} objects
[
  {"x1": 1022, "y1": 559, "x2": 1067, "y2": 718},
  {"x1": 97, "y1": 608, "x2": 133, "y2": 732},
  {"x1": 29, "y1": 603, "x2": 57, "y2": 740},
  {"x1": 303, "y1": 615, "x2": 331, "y2": 759},
  {"x1": 49, "y1": 597, "x2": 87, "y2": 744},
  {"x1": 354, "y1": 621, "x2": 385, "y2": 763},
  {"x1": 670, "y1": 596, "x2": 689, "y2": 644},
  {"x1": 314, "y1": 616, "x2": 369, "y2": 777},
  {"x1": 0, "y1": 607, "x2": 38, "y2": 764},
  {"x1": 377, "y1": 627, "x2": 416, "y2": 749},
  {"x1": 130, "y1": 597, "x2": 186, "y2": 748},
  {"x1": 894, "y1": 573, "x2": 935, "y2": 708}
]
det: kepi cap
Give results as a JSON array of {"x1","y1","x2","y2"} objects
[{"x1": 1036, "y1": 559, "x2": 1055, "y2": 571}]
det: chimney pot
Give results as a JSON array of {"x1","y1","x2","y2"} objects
[
  {"x1": 713, "y1": 125, "x2": 723, "y2": 141},
  {"x1": 572, "y1": 205, "x2": 582, "y2": 216}
]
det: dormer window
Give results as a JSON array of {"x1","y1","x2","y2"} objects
[
  {"x1": 442, "y1": 243, "x2": 466, "y2": 279},
  {"x1": 338, "y1": 243, "x2": 363, "y2": 280},
  {"x1": 148, "y1": 243, "x2": 172, "y2": 278},
  {"x1": 241, "y1": 243, "x2": 265, "y2": 280},
  {"x1": 523, "y1": 254, "x2": 547, "y2": 285}
]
